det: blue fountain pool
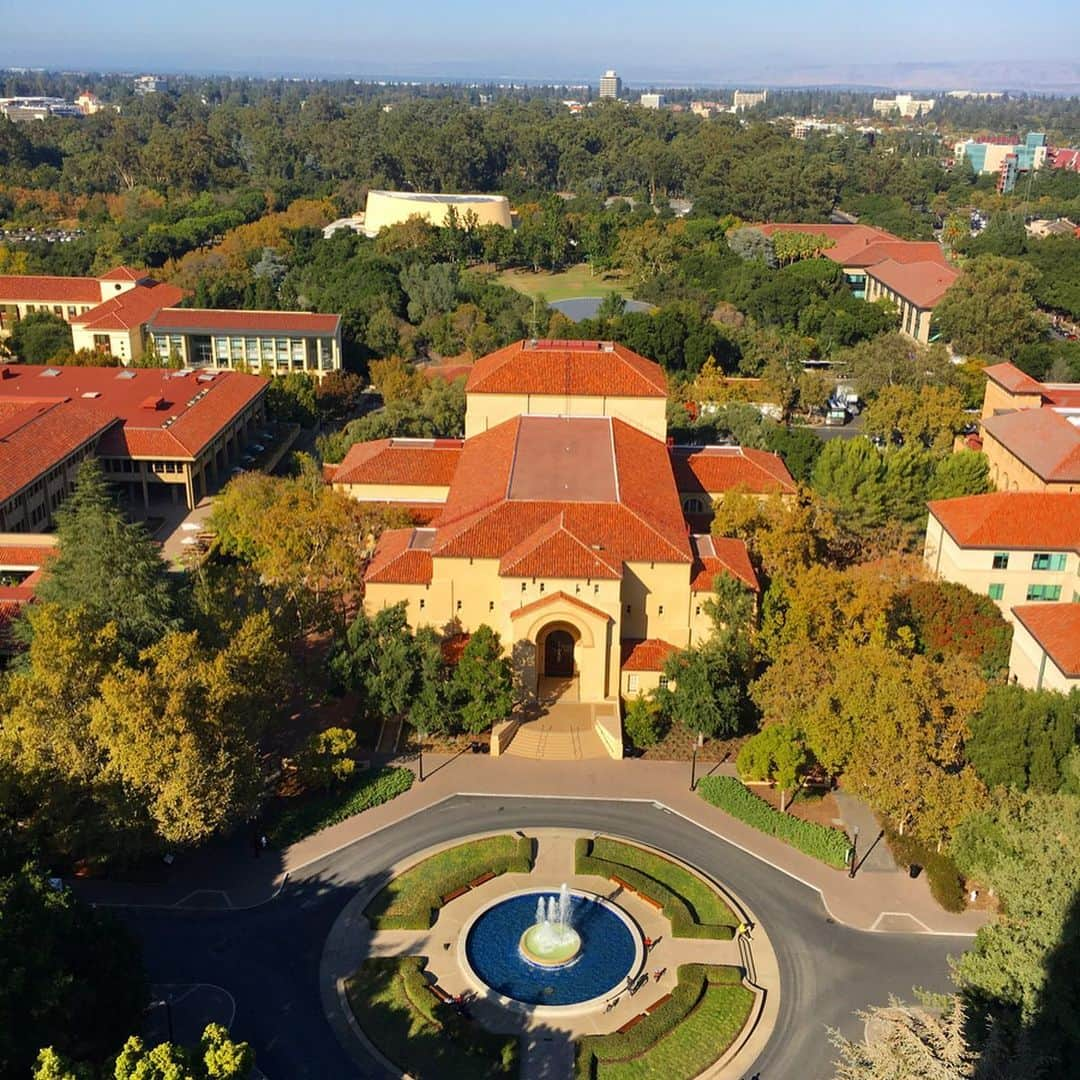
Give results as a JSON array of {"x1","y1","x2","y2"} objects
[{"x1": 465, "y1": 891, "x2": 638, "y2": 1006}]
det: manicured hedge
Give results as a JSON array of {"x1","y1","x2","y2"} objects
[
  {"x1": 266, "y1": 765, "x2": 413, "y2": 847},
  {"x1": 697, "y1": 776, "x2": 849, "y2": 869},
  {"x1": 575, "y1": 837, "x2": 736, "y2": 939},
  {"x1": 576, "y1": 964, "x2": 752, "y2": 1079},
  {"x1": 345, "y1": 956, "x2": 517, "y2": 1079},
  {"x1": 884, "y1": 826, "x2": 966, "y2": 913},
  {"x1": 365, "y1": 834, "x2": 534, "y2": 929}
]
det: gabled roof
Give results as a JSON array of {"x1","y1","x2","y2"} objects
[
  {"x1": 148, "y1": 308, "x2": 341, "y2": 335},
  {"x1": 864, "y1": 258, "x2": 959, "y2": 308},
  {"x1": 1012, "y1": 604, "x2": 1080, "y2": 677},
  {"x1": 73, "y1": 281, "x2": 186, "y2": 332},
  {"x1": 499, "y1": 513, "x2": 623, "y2": 580},
  {"x1": 330, "y1": 438, "x2": 463, "y2": 487},
  {"x1": 928, "y1": 492, "x2": 1080, "y2": 551},
  {"x1": 363, "y1": 528, "x2": 435, "y2": 585},
  {"x1": 466, "y1": 339, "x2": 667, "y2": 398},
  {"x1": 690, "y1": 534, "x2": 760, "y2": 592},
  {"x1": 509, "y1": 590, "x2": 612, "y2": 623},
  {"x1": 98, "y1": 265, "x2": 149, "y2": 282},
  {"x1": 980, "y1": 409, "x2": 1080, "y2": 483},
  {"x1": 755, "y1": 223, "x2": 901, "y2": 263},
  {"x1": 843, "y1": 241, "x2": 949, "y2": 269},
  {"x1": 621, "y1": 638, "x2": 680, "y2": 671},
  {"x1": 0, "y1": 274, "x2": 102, "y2": 304},
  {"x1": 983, "y1": 362, "x2": 1080, "y2": 409},
  {"x1": 670, "y1": 445, "x2": 796, "y2": 495}
]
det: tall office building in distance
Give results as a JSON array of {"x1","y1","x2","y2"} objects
[{"x1": 599, "y1": 70, "x2": 622, "y2": 99}]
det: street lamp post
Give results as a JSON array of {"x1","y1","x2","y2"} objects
[
  {"x1": 417, "y1": 745, "x2": 424, "y2": 783},
  {"x1": 690, "y1": 746, "x2": 698, "y2": 791},
  {"x1": 848, "y1": 825, "x2": 860, "y2": 879}
]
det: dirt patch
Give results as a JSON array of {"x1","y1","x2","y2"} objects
[
  {"x1": 746, "y1": 782, "x2": 843, "y2": 828},
  {"x1": 637, "y1": 726, "x2": 748, "y2": 763}
]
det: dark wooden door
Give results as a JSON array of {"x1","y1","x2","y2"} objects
[{"x1": 544, "y1": 630, "x2": 574, "y2": 677}]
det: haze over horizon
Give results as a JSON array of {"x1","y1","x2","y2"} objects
[{"x1": 3, "y1": 0, "x2": 1079, "y2": 91}]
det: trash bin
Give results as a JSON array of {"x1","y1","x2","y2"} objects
[{"x1": 909, "y1": 864, "x2": 922, "y2": 879}]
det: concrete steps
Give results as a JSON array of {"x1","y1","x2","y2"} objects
[{"x1": 505, "y1": 721, "x2": 609, "y2": 761}]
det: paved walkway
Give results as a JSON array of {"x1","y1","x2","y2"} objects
[
  {"x1": 833, "y1": 790, "x2": 897, "y2": 874},
  {"x1": 76, "y1": 754, "x2": 987, "y2": 936}
]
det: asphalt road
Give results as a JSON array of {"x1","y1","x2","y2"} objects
[{"x1": 124, "y1": 796, "x2": 970, "y2": 1080}]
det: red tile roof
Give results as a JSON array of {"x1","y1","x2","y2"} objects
[
  {"x1": 0, "y1": 399, "x2": 119, "y2": 503},
  {"x1": 928, "y1": 492, "x2": 1080, "y2": 551},
  {"x1": 980, "y1": 409, "x2": 1080, "y2": 483},
  {"x1": 865, "y1": 259, "x2": 959, "y2": 308},
  {"x1": 509, "y1": 590, "x2": 612, "y2": 623},
  {"x1": 0, "y1": 274, "x2": 102, "y2": 304},
  {"x1": 98, "y1": 266, "x2": 148, "y2": 282},
  {"x1": 466, "y1": 339, "x2": 667, "y2": 397},
  {"x1": 1012, "y1": 604, "x2": 1080, "y2": 677},
  {"x1": 73, "y1": 281, "x2": 186, "y2": 332},
  {"x1": 0, "y1": 366, "x2": 267, "y2": 468},
  {"x1": 148, "y1": 308, "x2": 341, "y2": 335},
  {"x1": 621, "y1": 638, "x2": 680, "y2": 671},
  {"x1": 671, "y1": 445, "x2": 796, "y2": 496},
  {"x1": 363, "y1": 528, "x2": 435, "y2": 585},
  {"x1": 499, "y1": 514, "x2": 623, "y2": 579},
  {"x1": 843, "y1": 241, "x2": 949, "y2": 269},
  {"x1": 331, "y1": 438, "x2": 463, "y2": 487},
  {"x1": 983, "y1": 362, "x2": 1080, "y2": 409},
  {"x1": 690, "y1": 534, "x2": 760, "y2": 592},
  {"x1": 756, "y1": 223, "x2": 901, "y2": 263}
]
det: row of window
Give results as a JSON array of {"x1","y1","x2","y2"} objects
[
  {"x1": 989, "y1": 583, "x2": 1064, "y2": 602},
  {"x1": 20, "y1": 303, "x2": 91, "y2": 319},
  {"x1": 992, "y1": 552, "x2": 1070, "y2": 572},
  {"x1": 627, "y1": 674, "x2": 669, "y2": 691}
]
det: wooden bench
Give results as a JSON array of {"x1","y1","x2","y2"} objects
[
  {"x1": 610, "y1": 875, "x2": 636, "y2": 894},
  {"x1": 469, "y1": 871, "x2": 496, "y2": 888},
  {"x1": 427, "y1": 983, "x2": 454, "y2": 1004},
  {"x1": 638, "y1": 892, "x2": 664, "y2": 912},
  {"x1": 646, "y1": 993, "x2": 673, "y2": 1014},
  {"x1": 616, "y1": 1013, "x2": 647, "y2": 1034},
  {"x1": 441, "y1": 886, "x2": 470, "y2": 904}
]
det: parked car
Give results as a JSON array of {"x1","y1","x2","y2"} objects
[{"x1": 825, "y1": 409, "x2": 850, "y2": 427}]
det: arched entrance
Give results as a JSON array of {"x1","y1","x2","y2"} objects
[{"x1": 544, "y1": 629, "x2": 575, "y2": 678}]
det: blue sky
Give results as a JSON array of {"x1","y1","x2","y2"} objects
[{"x1": 4, "y1": 0, "x2": 1079, "y2": 85}]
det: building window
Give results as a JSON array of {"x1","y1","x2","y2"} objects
[
  {"x1": 992, "y1": 553, "x2": 1009, "y2": 570},
  {"x1": 93, "y1": 334, "x2": 110, "y2": 354},
  {"x1": 658, "y1": 676, "x2": 669, "y2": 689},
  {"x1": 418, "y1": 598, "x2": 425, "y2": 610},
  {"x1": 988, "y1": 583, "x2": 1004, "y2": 600},
  {"x1": 1026, "y1": 584, "x2": 1062, "y2": 601},
  {"x1": 489, "y1": 600, "x2": 495, "y2": 612},
  {"x1": 539, "y1": 583, "x2": 545, "y2": 594},
  {"x1": 625, "y1": 604, "x2": 632, "y2": 615},
  {"x1": 627, "y1": 674, "x2": 639, "y2": 692},
  {"x1": 456, "y1": 599, "x2": 462, "y2": 611},
  {"x1": 684, "y1": 497, "x2": 704, "y2": 514},
  {"x1": 1032, "y1": 553, "x2": 1066, "y2": 571},
  {"x1": 575, "y1": 584, "x2": 581, "y2": 594},
  {"x1": 594, "y1": 584, "x2": 599, "y2": 595},
  {"x1": 521, "y1": 581, "x2": 527, "y2": 592},
  {"x1": 657, "y1": 605, "x2": 664, "y2": 616},
  {"x1": 694, "y1": 605, "x2": 701, "y2": 617}
]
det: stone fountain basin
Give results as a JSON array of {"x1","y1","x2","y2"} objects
[{"x1": 519, "y1": 924, "x2": 582, "y2": 966}]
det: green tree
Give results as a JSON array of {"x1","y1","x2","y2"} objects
[
  {"x1": 622, "y1": 694, "x2": 665, "y2": 750},
  {"x1": 927, "y1": 450, "x2": 991, "y2": 500},
  {"x1": 656, "y1": 640, "x2": 745, "y2": 742},
  {"x1": 409, "y1": 626, "x2": 450, "y2": 736},
  {"x1": 330, "y1": 604, "x2": 418, "y2": 721},
  {"x1": 833, "y1": 333, "x2": 956, "y2": 397},
  {"x1": 862, "y1": 384, "x2": 967, "y2": 456},
  {"x1": 736, "y1": 723, "x2": 810, "y2": 811},
  {"x1": 112, "y1": 1023, "x2": 253, "y2": 1080},
  {"x1": 296, "y1": 727, "x2": 357, "y2": 790},
  {"x1": 0, "y1": 868, "x2": 145, "y2": 1079},
  {"x1": 32, "y1": 459, "x2": 178, "y2": 653},
  {"x1": 810, "y1": 437, "x2": 889, "y2": 532},
  {"x1": 9, "y1": 311, "x2": 73, "y2": 363},
  {"x1": 265, "y1": 371, "x2": 317, "y2": 426},
  {"x1": 934, "y1": 256, "x2": 1045, "y2": 357},
  {"x1": 449, "y1": 625, "x2": 513, "y2": 734},
  {"x1": 763, "y1": 424, "x2": 823, "y2": 483}
]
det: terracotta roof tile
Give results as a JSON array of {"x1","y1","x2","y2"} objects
[
  {"x1": 1012, "y1": 604, "x2": 1080, "y2": 677},
  {"x1": 499, "y1": 514, "x2": 623, "y2": 579},
  {"x1": 690, "y1": 534, "x2": 760, "y2": 592},
  {"x1": 980, "y1": 409, "x2": 1080, "y2": 483},
  {"x1": 509, "y1": 590, "x2": 612, "y2": 622},
  {"x1": 148, "y1": 308, "x2": 341, "y2": 335},
  {"x1": 332, "y1": 438, "x2": 463, "y2": 487},
  {"x1": 73, "y1": 281, "x2": 186, "y2": 332},
  {"x1": 928, "y1": 492, "x2": 1080, "y2": 551},
  {"x1": 983, "y1": 362, "x2": 1048, "y2": 396},
  {"x1": 363, "y1": 528, "x2": 435, "y2": 585},
  {"x1": 843, "y1": 241, "x2": 949, "y2": 269},
  {"x1": 865, "y1": 259, "x2": 959, "y2": 309},
  {"x1": 620, "y1": 638, "x2": 680, "y2": 671},
  {"x1": 755, "y1": 223, "x2": 901, "y2": 263},
  {"x1": 99, "y1": 266, "x2": 148, "y2": 282},
  {"x1": 671, "y1": 445, "x2": 795, "y2": 496},
  {"x1": 0, "y1": 274, "x2": 102, "y2": 304},
  {"x1": 466, "y1": 339, "x2": 667, "y2": 397}
]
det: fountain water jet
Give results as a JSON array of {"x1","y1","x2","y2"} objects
[{"x1": 519, "y1": 883, "x2": 582, "y2": 967}]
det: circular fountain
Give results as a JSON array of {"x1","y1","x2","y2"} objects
[{"x1": 462, "y1": 885, "x2": 641, "y2": 1009}]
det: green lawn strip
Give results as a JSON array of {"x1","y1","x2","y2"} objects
[
  {"x1": 345, "y1": 957, "x2": 517, "y2": 1079},
  {"x1": 697, "y1": 776, "x2": 849, "y2": 869},
  {"x1": 576, "y1": 965, "x2": 753, "y2": 1080},
  {"x1": 575, "y1": 837, "x2": 736, "y2": 939},
  {"x1": 495, "y1": 263, "x2": 629, "y2": 302},
  {"x1": 266, "y1": 766, "x2": 414, "y2": 847},
  {"x1": 365, "y1": 835, "x2": 534, "y2": 929}
]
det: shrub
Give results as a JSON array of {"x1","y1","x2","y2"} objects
[
  {"x1": 697, "y1": 776, "x2": 849, "y2": 868},
  {"x1": 575, "y1": 837, "x2": 736, "y2": 939},
  {"x1": 266, "y1": 765, "x2": 413, "y2": 847},
  {"x1": 575, "y1": 964, "x2": 752, "y2": 1078},
  {"x1": 366, "y1": 835, "x2": 534, "y2": 930},
  {"x1": 622, "y1": 695, "x2": 665, "y2": 749},
  {"x1": 884, "y1": 826, "x2": 966, "y2": 913},
  {"x1": 296, "y1": 726, "x2": 357, "y2": 790}
]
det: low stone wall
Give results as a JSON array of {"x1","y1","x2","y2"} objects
[
  {"x1": 490, "y1": 718, "x2": 520, "y2": 757},
  {"x1": 593, "y1": 706, "x2": 623, "y2": 760}
]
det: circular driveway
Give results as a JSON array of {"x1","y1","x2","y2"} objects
[{"x1": 126, "y1": 795, "x2": 969, "y2": 1079}]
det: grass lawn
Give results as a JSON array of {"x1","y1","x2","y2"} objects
[
  {"x1": 265, "y1": 765, "x2": 413, "y2": 847},
  {"x1": 495, "y1": 263, "x2": 630, "y2": 302},
  {"x1": 345, "y1": 957, "x2": 517, "y2": 1079},
  {"x1": 577, "y1": 965, "x2": 754, "y2": 1080},
  {"x1": 365, "y1": 834, "x2": 533, "y2": 929}
]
